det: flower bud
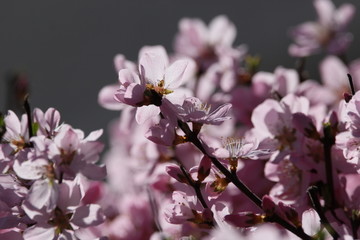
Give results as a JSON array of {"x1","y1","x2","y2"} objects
[
  {"x1": 197, "y1": 156, "x2": 211, "y2": 182},
  {"x1": 166, "y1": 165, "x2": 189, "y2": 185},
  {"x1": 278, "y1": 202, "x2": 300, "y2": 227}
]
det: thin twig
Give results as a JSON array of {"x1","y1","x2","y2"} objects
[
  {"x1": 296, "y1": 57, "x2": 307, "y2": 82},
  {"x1": 322, "y1": 124, "x2": 337, "y2": 209},
  {"x1": 173, "y1": 155, "x2": 217, "y2": 227},
  {"x1": 307, "y1": 186, "x2": 340, "y2": 239},
  {"x1": 179, "y1": 164, "x2": 209, "y2": 209},
  {"x1": 348, "y1": 73, "x2": 356, "y2": 95}
]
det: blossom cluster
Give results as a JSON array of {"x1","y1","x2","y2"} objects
[
  {"x1": 97, "y1": 0, "x2": 360, "y2": 239},
  {"x1": 2, "y1": 0, "x2": 360, "y2": 239},
  {"x1": 0, "y1": 107, "x2": 107, "y2": 239}
]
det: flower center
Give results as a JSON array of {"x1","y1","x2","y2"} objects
[
  {"x1": 48, "y1": 207, "x2": 73, "y2": 235},
  {"x1": 210, "y1": 174, "x2": 230, "y2": 193},
  {"x1": 275, "y1": 127, "x2": 296, "y2": 151},
  {"x1": 146, "y1": 80, "x2": 173, "y2": 96},
  {"x1": 60, "y1": 148, "x2": 76, "y2": 165},
  {"x1": 10, "y1": 137, "x2": 27, "y2": 154}
]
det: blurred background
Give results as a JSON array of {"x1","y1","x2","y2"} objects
[{"x1": 1, "y1": 0, "x2": 360, "y2": 142}]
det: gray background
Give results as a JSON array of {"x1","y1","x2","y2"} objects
[{"x1": 1, "y1": 0, "x2": 360, "y2": 142}]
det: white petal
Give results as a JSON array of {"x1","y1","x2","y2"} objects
[
  {"x1": 302, "y1": 209, "x2": 321, "y2": 236},
  {"x1": 139, "y1": 47, "x2": 168, "y2": 84},
  {"x1": 135, "y1": 105, "x2": 160, "y2": 124},
  {"x1": 98, "y1": 84, "x2": 124, "y2": 110},
  {"x1": 165, "y1": 59, "x2": 195, "y2": 89},
  {"x1": 13, "y1": 159, "x2": 48, "y2": 180}
]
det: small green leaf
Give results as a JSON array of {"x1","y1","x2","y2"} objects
[
  {"x1": 245, "y1": 55, "x2": 261, "y2": 75},
  {"x1": 32, "y1": 122, "x2": 39, "y2": 136}
]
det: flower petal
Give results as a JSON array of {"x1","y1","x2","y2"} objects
[
  {"x1": 209, "y1": 15, "x2": 236, "y2": 46},
  {"x1": 23, "y1": 224, "x2": 55, "y2": 240},
  {"x1": 98, "y1": 84, "x2": 124, "y2": 110},
  {"x1": 165, "y1": 59, "x2": 195, "y2": 89},
  {"x1": 135, "y1": 105, "x2": 160, "y2": 124},
  {"x1": 71, "y1": 204, "x2": 105, "y2": 228},
  {"x1": 139, "y1": 47, "x2": 168, "y2": 84}
]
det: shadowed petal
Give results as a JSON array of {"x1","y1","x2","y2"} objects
[
  {"x1": 71, "y1": 204, "x2": 105, "y2": 228},
  {"x1": 23, "y1": 224, "x2": 55, "y2": 240}
]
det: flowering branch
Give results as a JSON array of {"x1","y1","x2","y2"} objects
[
  {"x1": 173, "y1": 157, "x2": 210, "y2": 211},
  {"x1": 177, "y1": 120, "x2": 312, "y2": 240},
  {"x1": 178, "y1": 120, "x2": 262, "y2": 207}
]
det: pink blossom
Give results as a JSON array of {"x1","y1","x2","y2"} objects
[
  {"x1": 114, "y1": 46, "x2": 196, "y2": 124},
  {"x1": 49, "y1": 125, "x2": 106, "y2": 181},
  {"x1": 2, "y1": 110, "x2": 29, "y2": 156},
  {"x1": 164, "y1": 191, "x2": 209, "y2": 226},
  {"x1": 265, "y1": 157, "x2": 311, "y2": 206},
  {"x1": 178, "y1": 97, "x2": 232, "y2": 125},
  {"x1": 336, "y1": 91, "x2": 360, "y2": 169},
  {"x1": 98, "y1": 54, "x2": 136, "y2": 110},
  {"x1": 319, "y1": 56, "x2": 360, "y2": 105},
  {"x1": 289, "y1": 0, "x2": 356, "y2": 57},
  {"x1": 251, "y1": 94, "x2": 310, "y2": 162},
  {"x1": 23, "y1": 179, "x2": 105, "y2": 240},
  {"x1": 174, "y1": 15, "x2": 236, "y2": 63},
  {"x1": 33, "y1": 108, "x2": 61, "y2": 138},
  {"x1": 252, "y1": 67, "x2": 299, "y2": 98}
]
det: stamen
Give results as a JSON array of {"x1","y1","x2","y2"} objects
[
  {"x1": 146, "y1": 80, "x2": 173, "y2": 96},
  {"x1": 224, "y1": 137, "x2": 243, "y2": 159},
  {"x1": 199, "y1": 103, "x2": 211, "y2": 114}
]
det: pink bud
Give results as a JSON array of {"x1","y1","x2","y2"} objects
[
  {"x1": 278, "y1": 202, "x2": 300, "y2": 227},
  {"x1": 197, "y1": 155, "x2": 212, "y2": 182},
  {"x1": 262, "y1": 195, "x2": 276, "y2": 216},
  {"x1": 343, "y1": 92, "x2": 352, "y2": 103},
  {"x1": 166, "y1": 165, "x2": 189, "y2": 184}
]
